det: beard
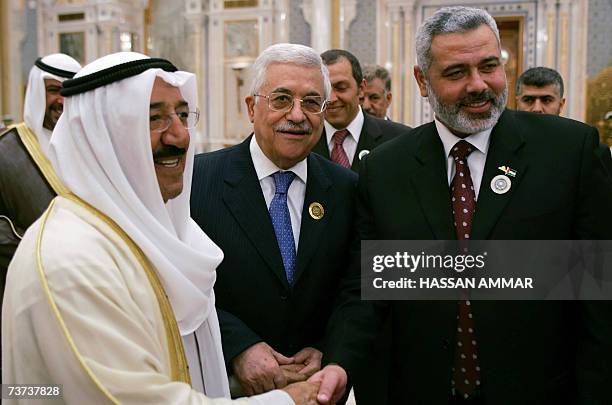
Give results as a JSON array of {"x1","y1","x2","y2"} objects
[
  {"x1": 43, "y1": 103, "x2": 63, "y2": 130},
  {"x1": 426, "y1": 81, "x2": 508, "y2": 135}
]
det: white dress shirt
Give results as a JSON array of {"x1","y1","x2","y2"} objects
[
  {"x1": 435, "y1": 118, "x2": 493, "y2": 200},
  {"x1": 250, "y1": 136, "x2": 307, "y2": 250},
  {"x1": 324, "y1": 106, "x2": 365, "y2": 164}
]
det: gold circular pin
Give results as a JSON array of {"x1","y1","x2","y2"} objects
[{"x1": 308, "y1": 202, "x2": 324, "y2": 220}]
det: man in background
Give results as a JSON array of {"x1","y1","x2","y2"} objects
[
  {"x1": 0, "y1": 53, "x2": 80, "y2": 288},
  {"x1": 516, "y1": 66, "x2": 612, "y2": 174},
  {"x1": 313, "y1": 49, "x2": 410, "y2": 172},
  {"x1": 515, "y1": 67, "x2": 565, "y2": 115},
  {"x1": 361, "y1": 64, "x2": 392, "y2": 120}
]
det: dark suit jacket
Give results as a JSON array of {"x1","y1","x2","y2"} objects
[
  {"x1": 324, "y1": 110, "x2": 612, "y2": 404},
  {"x1": 313, "y1": 112, "x2": 411, "y2": 403},
  {"x1": 597, "y1": 144, "x2": 612, "y2": 176},
  {"x1": 312, "y1": 112, "x2": 411, "y2": 172},
  {"x1": 0, "y1": 127, "x2": 55, "y2": 292},
  {"x1": 190, "y1": 136, "x2": 357, "y2": 365}
]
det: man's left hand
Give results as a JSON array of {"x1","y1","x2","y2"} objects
[{"x1": 293, "y1": 347, "x2": 322, "y2": 378}]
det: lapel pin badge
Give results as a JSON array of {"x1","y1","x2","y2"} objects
[
  {"x1": 358, "y1": 149, "x2": 370, "y2": 160},
  {"x1": 497, "y1": 165, "x2": 517, "y2": 177},
  {"x1": 491, "y1": 174, "x2": 511, "y2": 194},
  {"x1": 309, "y1": 202, "x2": 324, "y2": 220}
]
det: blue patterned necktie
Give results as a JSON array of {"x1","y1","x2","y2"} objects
[{"x1": 269, "y1": 171, "x2": 297, "y2": 284}]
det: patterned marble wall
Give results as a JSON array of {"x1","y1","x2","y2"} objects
[
  {"x1": 587, "y1": 0, "x2": 612, "y2": 78},
  {"x1": 348, "y1": 0, "x2": 376, "y2": 65},
  {"x1": 289, "y1": 0, "x2": 310, "y2": 46},
  {"x1": 148, "y1": 0, "x2": 192, "y2": 71}
]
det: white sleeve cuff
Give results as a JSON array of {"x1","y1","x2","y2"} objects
[{"x1": 247, "y1": 389, "x2": 295, "y2": 405}]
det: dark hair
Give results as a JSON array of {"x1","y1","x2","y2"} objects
[
  {"x1": 363, "y1": 64, "x2": 391, "y2": 92},
  {"x1": 320, "y1": 49, "x2": 363, "y2": 86},
  {"x1": 516, "y1": 67, "x2": 564, "y2": 97}
]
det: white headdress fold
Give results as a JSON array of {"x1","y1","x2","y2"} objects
[
  {"x1": 23, "y1": 53, "x2": 81, "y2": 155},
  {"x1": 48, "y1": 52, "x2": 229, "y2": 396}
]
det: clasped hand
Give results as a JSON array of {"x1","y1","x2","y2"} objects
[{"x1": 232, "y1": 342, "x2": 323, "y2": 395}]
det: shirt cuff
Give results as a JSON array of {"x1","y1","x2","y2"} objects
[{"x1": 247, "y1": 389, "x2": 295, "y2": 405}]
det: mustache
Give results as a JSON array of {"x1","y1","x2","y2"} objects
[
  {"x1": 458, "y1": 90, "x2": 496, "y2": 105},
  {"x1": 273, "y1": 122, "x2": 313, "y2": 134},
  {"x1": 48, "y1": 103, "x2": 63, "y2": 113},
  {"x1": 153, "y1": 145, "x2": 187, "y2": 159}
]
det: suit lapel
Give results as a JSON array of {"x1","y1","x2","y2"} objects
[
  {"x1": 352, "y1": 114, "x2": 383, "y2": 171},
  {"x1": 293, "y1": 155, "x2": 334, "y2": 284},
  {"x1": 472, "y1": 110, "x2": 527, "y2": 239},
  {"x1": 312, "y1": 129, "x2": 330, "y2": 159},
  {"x1": 409, "y1": 123, "x2": 456, "y2": 239},
  {"x1": 222, "y1": 136, "x2": 290, "y2": 288}
]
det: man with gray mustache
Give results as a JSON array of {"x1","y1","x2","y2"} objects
[{"x1": 191, "y1": 43, "x2": 357, "y2": 402}]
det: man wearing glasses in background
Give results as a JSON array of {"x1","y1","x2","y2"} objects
[{"x1": 191, "y1": 43, "x2": 356, "y2": 402}]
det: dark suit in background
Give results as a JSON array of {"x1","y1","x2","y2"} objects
[
  {"x1": 313, "y1": 113, "x2": 410, "y2": 172},
  {"x1": 324, "y1": 110, "x2": 612, "y2": 404},
  {"x1": 597, "y1": 144, "x2": 612, "y2": 175},
  {"x1": 191, "y1": 135, "x2": 357, "y2": 374}
]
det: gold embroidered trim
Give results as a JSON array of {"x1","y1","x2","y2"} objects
[
  {"x1": 15, "y1": 123, "x2": 70, "y2": 196},
  {"x1": 35, "y1": 195, "x2": 191, "y2": 398},
  {"x1": 35, "y1": 198, "x2": 120, "y2": 404},
  {"x1": 63, "y1": 194, "x2": 191, "y2": 385},
  {"x1": 0, "y1": 215, "x2": 23, "y2": 239},
  {"x1": 0, "y1": 124, "x2": 17, "y2": 137}
]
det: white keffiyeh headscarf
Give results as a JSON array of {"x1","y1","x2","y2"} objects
[
  {"x1": 47, "y1": 52, "x2": 229, "y2": 397},
  {"x1": 23, "y1": 53, "x2": 81, "y2": 155}
]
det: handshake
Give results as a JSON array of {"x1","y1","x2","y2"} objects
[{"x1": 231, "y1": 342, "x2": 347, "y2": 405}]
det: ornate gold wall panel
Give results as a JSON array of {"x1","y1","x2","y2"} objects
[{"x1": 586, "y1": 67, "x2": 612, "y2": 146}]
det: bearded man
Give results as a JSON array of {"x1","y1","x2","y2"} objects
[{"x1": 312, "y1": 6, "x2": 612, "y2": 405}]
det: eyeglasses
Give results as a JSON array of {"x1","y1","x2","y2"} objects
[
  {"x1": 149, "y1": 108, "x2": 200, "y2": 132},
  {"x1": 254, "y1": 92, "x2": 327, "y2": 114}
]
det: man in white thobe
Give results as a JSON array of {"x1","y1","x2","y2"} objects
[{"x1": 2, "y1": 52, "x2": 318, "y2": 405}]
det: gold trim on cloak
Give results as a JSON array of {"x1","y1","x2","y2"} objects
[
  {"x1": 14, "y1": 123, "x2": 70, "y2": 196},
  {"x1": 35, "y1": 195, "x2": 191, "y2": 404},
  {"x1": 0, "y1": 215, "x2": 22, "y2": 239}
]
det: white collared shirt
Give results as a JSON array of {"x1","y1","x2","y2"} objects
[
  {"x1": 435, "y1": 118, "x2": 493, "y2": 200},
  {"x1": 324, "y1": 106, "x2": 365, "y2": 164},
  {"x1": 250, "y1": 136, "x2": 307, "y2": 250}
]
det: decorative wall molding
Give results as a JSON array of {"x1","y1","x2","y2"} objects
[{"x1": 38, "y1": 0, "x2": 146, "y2": 64}]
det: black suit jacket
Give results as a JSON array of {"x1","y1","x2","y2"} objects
[
  {"x1": 191, "y1": 136, "x2": 357, "y2": 365},
  {"x1": 325, "y1": 110, "x2": 612, "y2": 404},
  {"x1": 312, "y1": 112, "x2": 411, "y2": 172},
  {"x1": 597, "y1": 144, "x2": 612, "y2": 175}
]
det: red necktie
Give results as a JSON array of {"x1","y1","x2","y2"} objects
[
  {"x1": 449, "y1": 140, "x2": 481, "y2": 399},
  {"x1": 331, "y1": 129, "x2": 351, "y2": 168}
]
